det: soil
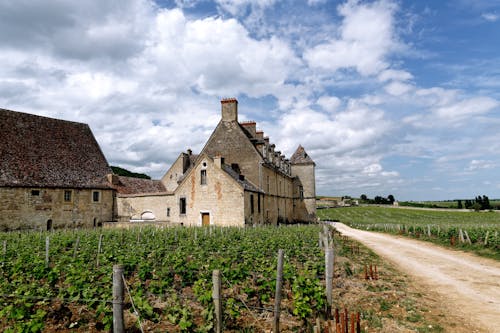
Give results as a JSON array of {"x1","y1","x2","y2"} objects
[{"x1": 333, "y1": 222, "x2": 500, "y2": 333}]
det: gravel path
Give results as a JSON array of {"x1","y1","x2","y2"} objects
[{"x1": 333, "y1": 223, "x2": 500, "y2": 333}]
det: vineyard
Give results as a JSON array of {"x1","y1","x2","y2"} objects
[
  {"x1": 318, "y1": 206, "x2": 500, "y2": 260},
  {"x1": 0, "y1": 224, "x2": 457, "y2": 332}
]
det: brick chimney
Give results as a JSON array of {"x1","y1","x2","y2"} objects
[
  {"x1": 240, "y1": 121, "x2": 256, "y2": 138},
  {"x1": 221, "y1": 98, "x2": 238, "y2": 122}
]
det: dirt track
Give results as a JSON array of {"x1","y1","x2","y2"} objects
[{"x1": 333, "y1": 223, "x2": 500, "y2": 333}]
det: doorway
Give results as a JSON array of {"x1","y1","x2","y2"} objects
[
  {"x1": 47, "y1": 219, "x2": 53, "y2": 231},
  {"x1": 201, "y1": 213, "x2": 210, "y2": 226}
]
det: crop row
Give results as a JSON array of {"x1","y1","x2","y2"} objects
[{"x1": 0, "y1": 225, "x2": 332, "y2": 332}]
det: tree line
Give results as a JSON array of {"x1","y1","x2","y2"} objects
[
  {"x1": 359, "y1": 194, "x2": 395, "y2": 205},
  {"x1": 458, "y1": 195, "x2": 491, "y2": 211}
]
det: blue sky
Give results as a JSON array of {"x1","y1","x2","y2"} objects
[{"x1": 1, "y1": 0, "x2": 499, "y2": 201}]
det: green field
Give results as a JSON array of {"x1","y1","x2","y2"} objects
[
  {"x1": 318, "y1": 206, "x2": 500, "y2": 260},
  {"x1": 0, "y1": 224, "x2": 457, "y2": 332}
]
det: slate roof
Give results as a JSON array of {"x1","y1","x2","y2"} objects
[
  {"x1": 0, "y1": 108, "x2": 112, "y2": 188},
  {"x1": 290, "y1": 145, "x2": 315, "y2": 165},
  {"x1": 114, "y1": 176, "x2": 168, "y2": 195},
  {"x1": 222, "y1": 164, "x2": 263, "y2": 193}
]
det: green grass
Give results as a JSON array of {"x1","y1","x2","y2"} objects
[{"x1": 318, "y1": 206, "x2": 500, "y2": 260}]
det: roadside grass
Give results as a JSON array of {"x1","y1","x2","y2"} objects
[{"x1": 318, "y1": 206, "x2": 500, "y2": 260}]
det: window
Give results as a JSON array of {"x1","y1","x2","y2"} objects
[
  {"x1": 64, "y1": 190, "x2": 72, "y2": 202},
  {"x1": 92, "y1": 191, "x2": 100, "y2": 202},
  {"x1": 257, "y1": 194, "x2": 261, "y2": 213},
  {"x1": 167, "y1": 208, "x2": 170, "y2": 217},
  {"x1": 180, "y1": 197, "x2": 187, "y2": 215},
  {"x1": 250, "y1": 194, "x2": 254, "y2": 214},
  {"x1": 31, "y1": 190, "x2": 40, "y2": 196},
  {"x1": 200, "y1": 169, "x2": 207, "y2": 185},
  {"x1": 267, "y1": 176, "x2": 270, "y2": 192},
  {"x1": 299, "y1": 186, "x2": 304, "y2": 199}
]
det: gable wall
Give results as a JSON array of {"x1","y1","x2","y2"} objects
[
  {"x1": 174, "y1": 156, "x2": 245, "y2": 226},
  {"x1": 0, "y1": 187, "x2": 113, "y2": 231},
  {"x1": 160, "y1": 154, "x2": 187, "y2": 192},
  {"x1": 201, "y1": 121, "x2": 263, "y2": 187}
]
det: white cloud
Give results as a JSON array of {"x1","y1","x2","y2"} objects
[
  {"x1": 307, "y1": 0, "x2": 327, "y2": 5},
  {"x1": 481, "y1": 13, "x2": 498, "y2": 22},
  {"x1": 378, "y1": 69, "x2": 413, "y2": 82},
  {"x1": 467, "y1": 160, "x2": 495, "y2": 171},
  {"x1": 384, "y1": 81, "x2": 413, "y2": 96},
  {"x1": 317, "y1": 96, "x2": 341, "y2": 112},
  {"x1": 215, "y1": 0, "x2": 277, "y2": 16},
  {"x1": 304, "y1": 0, "x2": 399, "y2": 76},
  {"x1": 433, "y1": 96, "x2": 498, "y2": 121}
]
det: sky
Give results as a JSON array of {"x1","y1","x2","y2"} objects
[{"x1": 1, "y1": 0, "x2": 499, "y2": 201}]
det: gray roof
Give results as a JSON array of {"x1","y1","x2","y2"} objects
[
  {"x1": 222, "y1": 164, "x2": 263, "y2": 193},
  {"x1": 113, "y1": 176, "x2": 167, "y2": 195},
  {"x1": 290, "y1": 145, "x2": 315, "y2": 166}
]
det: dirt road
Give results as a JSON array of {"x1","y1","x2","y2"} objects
[{"x1": 333, "y1": 223, "x2": 500, "y2": 333}]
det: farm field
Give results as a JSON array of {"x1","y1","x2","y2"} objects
[
  {"x1": 0, "y1": 225, "x2": 469, "y2": 332},
  {"x1": 317, "y1": 206, "x2": 500, "y2": 260}
]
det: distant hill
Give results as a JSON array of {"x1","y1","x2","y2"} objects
[{"x1": 111, "y1": 166, "x2": 151, "y2": 180}]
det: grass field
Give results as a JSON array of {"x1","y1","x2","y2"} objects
[
  {"x1": 318, "y1": 206, "x2": 500, "y2": 260},
  {"x1": 0, "y1": 225, "x2": 465, "y2": 332}
]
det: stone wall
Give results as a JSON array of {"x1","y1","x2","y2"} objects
[
  {"x1": 291, "y1": 164, "x2": 316, "y2": 221},
  {"x1": 0, "y1": 187, "x2": 114, "y2": 230},
  {"x1": 174, "y1": 156, "x2": 245, "y2": 227},
  {"x1": 116, "y1": 156, "x2": 246, "y2": 227},
  {"x1": 201, "y1": 120, "x2": 263, "y2": 187},
  {"x1": 116, "y1": 193, "x2": 174, "y2": 222}
]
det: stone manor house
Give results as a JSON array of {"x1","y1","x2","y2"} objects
[{"x1": 0, "y1": 99, "x2": 316, "y2": 230}]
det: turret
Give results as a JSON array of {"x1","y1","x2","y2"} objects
[{"x1": 290, "y1": 145, "x2": 316, "y2": 221}]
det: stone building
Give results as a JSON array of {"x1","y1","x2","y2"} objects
[
  {"x1": 0, "y1": 108, "x2": 114, "y2": 231},
  {"x1": 115, "y1": 98, "x2": 316, "y2": 226}
]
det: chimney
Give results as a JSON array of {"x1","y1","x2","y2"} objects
[
  {"x1": 240, "y1": 121, "x2": 256, "y2": 138},
  {"x1": 214, "y1": 155, "x2": 224, "y2": 168},
  {"x1": 221, "y1": 98, "x2": 238, "y2": 122},
  {"x1": 107, "y1": 173, "x2": 119, "y2": 185},
  {"x1": 256, "y1": 131, "x2": 264, "y2": 139},
  {"x1": 187, "y1": 148, "x2": 192, "y2": 156}
]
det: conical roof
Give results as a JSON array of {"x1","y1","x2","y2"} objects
[{"x1": 290, "y1": 145, "x2": 315, "y2": 165}]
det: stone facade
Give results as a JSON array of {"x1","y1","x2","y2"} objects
[
  {"x1": 0, "y1": 108, "x2": 115, "y2": 230},
  {"x1": 114, "y1": 98, "x2": 316, "y2": 226},
  {"x1": 0, "y1": 187, "x2": 113, "y2": 231}
]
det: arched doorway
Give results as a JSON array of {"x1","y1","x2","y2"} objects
[{"x1": 46, "y1": 219, "x2": 53, "y2": 231}]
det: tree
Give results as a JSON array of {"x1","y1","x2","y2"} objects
[
  {"x1": 388, "y1": 194, "x2": 395, "y2": 204},
  {"x1": 457, "y1": 200, "x2": 463, "y2": 209},
  {"x1": 360, "y1": 194, "x2": 368, "y2": 201},
  {"x1": 111, "y1": 166, "x2": 151, "y2": 179},
  {"x1": 482, "y1": 195, "x2": 491, "y2": 210}
]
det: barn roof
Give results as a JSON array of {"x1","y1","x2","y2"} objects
[
  {"x1": 113, "y1": 176, "x2": 168, "y2": 195},
  {"x1": 0, "y1": 108, "x2": 112, "y2": 189}
]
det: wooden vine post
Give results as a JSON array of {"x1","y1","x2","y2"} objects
[
  {"x1": 212, "y1": 270, "x2": 222, "y2": 333},
  {"x1": 45, "y1": 236, "x2": 50, "y2": 268},
  {"x1": 273, "y1": 249, "x2": 284, "y2": 332},
  {"x1": 112, "y1": 264, "x2": 125, "y2": 333},
  {"x1": 325, "y1": 248, "x2": 334, "y2": 315}
]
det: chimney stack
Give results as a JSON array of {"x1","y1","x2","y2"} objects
[
  {"x1": 240, "y1": 121, "x2": 256, "y2": 138},
  {"x1": 221, "y1": 98, "x2": 238, "y2": 122}
]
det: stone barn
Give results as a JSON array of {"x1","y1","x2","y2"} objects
[{"x1": 0, "y1": 109, "x2": 115, "y2": 230}]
